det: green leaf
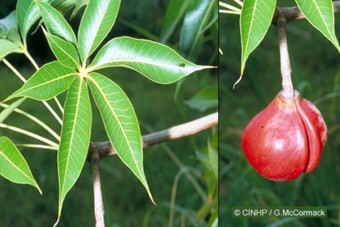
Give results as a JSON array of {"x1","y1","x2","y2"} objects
[
  {"x1": 160, "y1": 0, "x2": 193, "y2": 43},
  {"x1": 295, "y1": 0, "x2": 340, "y2": 52},
  {"x1": 240, "y1": 0, "x2": 276, "y2": 76},
  {"x1": 0, "y1": 11, "x2": 18, "y2": 33},
  {"x1": 0, "y1": 39, "x2": 22, "y2": 60},
  {"x1": 185, "y1": 86, "x2": 217, "y2": 112},
  {"x1": 44, "y1": 31, "x2": 80, "y2": 69},
  {"x1": 89, "y1": 36, "x2": 211, "y2": 84},
  {"x1": 39, "y1": 2, "x2": 77, "y2": 45},
  {"x1": 86, "y1": 72, "x2": 154, "y2": 202},
  {"x1": 6, "y1": 28, "x2": 24, "y2": 48},
  {"x1": 0, "y1": 136, "x2": 42, "y2": 194},
  {"x1": 0, "y1": 11, "x2": 23, "y2": 46},
  {"x1": 180, "y1": 0, "x2": 216, "y2": 59},
  {"x1": 7, "y1": 61, "x2": 77, "y2": 101},
  {"x1": 57, "y1": 77, "x2": 92, "y2": 221},
  {"x1": 51, "y1": 0, "x2": 89, "y2": 18},
  {"x1": 78, "y1": 0, "x2": 121, "y2": 63},
  {"x1": 51, "y1": 0, "x2": 76, "y2": 15},
  {"x1": 0, "y1": 98, "x2": 26, "y2": 124},
  {"x1": 70, "y1": 0, "x2": 90, "y2": 19},
  {"x1": 16, "y1": 0, "x2": 45, "y2": 44}
]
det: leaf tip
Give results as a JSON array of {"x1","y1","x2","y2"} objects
[
  {"x1": 233, "y1": 74, "x2": 243, "y2": 89},
  {"x1": 36, "y1": 185, "x2": 43, "y2": 195},
  {"x1": 149, "y1": 193, "x2": 156, "y2": 205},
  {"x1": 53, "y1": 217, "x2": 60, "y2": 227}
]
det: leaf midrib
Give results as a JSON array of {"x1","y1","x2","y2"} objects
[
  {"x1": 91, "y1": 59, "x2": 198, "y2": 71},
  {"x1": 310, "y1": 0, "x2": 334, "y2": 39},
  {"x1": 0, "y1": 151, "x2": 32, "y2": 183},
  {"x1": 41, "y1": 4, "x2": 75, "y2": 43},
  {"x1": 81, "y1": 1, "x2": 110, "y2": 61},
  {"x1": 60, "y1": 78, "x2": 84, "y2": 199},
  {"x1": 48, "y1": 34, "x2": 79, "y2": 67},
  {"x1": 242, "y1": 0, "x2": 259, "y2": 61},
  {"x1": 87, "y1": 75, "x2": 143, "y2": 178},
  {"x1": 15, "y1": 73, "x2": 76, "y2": 97}
]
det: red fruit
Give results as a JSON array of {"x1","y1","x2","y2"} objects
[{"x1": 242, "y1": 90, "x2": 327, "y2": 181}]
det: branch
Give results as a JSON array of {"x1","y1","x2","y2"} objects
[
  {"x1": 88, "y1": 112, "x2": 218, "y2": 159},
  {"x1": 273, "y1": 1, "x2": 340, "y2": 23}
]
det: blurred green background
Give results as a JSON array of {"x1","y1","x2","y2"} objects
[
  {"x1": 0, "y1": 1, "x2": 217, "y2": 226},
  {"x1": 220, "y1": 0, "x2": 340, "y2": 226}
]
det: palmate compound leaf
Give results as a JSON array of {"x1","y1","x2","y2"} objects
[
  {"x1": 86, "y1": 72, "x2": 154, "y2": 203},
  {"x1": 6, "y1": 61, "x2": 77, "y2": 101},
  {"x1": 0, "y1": 136, "x2": 42, "y2": 194},
  {"x1": 56, "y1": 77, "x2": 92, "y2": 224},
  {"x1": 295, "y1": 0, "x2": 340, "y2": 52},
  {"x1": 88, "y1": 36, "x2": 212, "y2": 84},
  {"x1": 239, "y1": 0, "x2": 276, "y2": 80},
  {"x1": 78, "y1": 0, "x2": 121, "y2": 64}
]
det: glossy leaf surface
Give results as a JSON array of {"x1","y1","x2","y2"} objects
[
  {"x1": 78, "y1": 0, "x2": 121, "y2": 63},
  {"x1": 90, "y1": 36, "x2": 211, "y2": 84},
  {"x1": 39, "y1": 2, "x2": 77, "y2": 45},
  {"x1": 16, "y1": 0, "x2": 43, "y2": 43}
]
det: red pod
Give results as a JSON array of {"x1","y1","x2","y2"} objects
[{"x1": 242, "y1": 90, "x2": 327, "y2": 181}]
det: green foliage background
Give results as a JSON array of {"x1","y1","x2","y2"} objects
[
  {"x1": 0, "y1": 0, "x2": 217, "y2": 226},
  {"x1": 220, "y1": 1, "x2": 340, "y2": 226}
]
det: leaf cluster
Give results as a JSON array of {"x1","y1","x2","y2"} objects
[{"x1": 0, "y1": 0, "x2": 212, "y2": 224}]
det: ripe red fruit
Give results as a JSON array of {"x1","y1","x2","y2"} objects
[{"x1": 242, "y1": 90, "x2": 327, "y2": 181}]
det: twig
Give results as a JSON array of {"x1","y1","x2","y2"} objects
[
  {"x1": 142, "y1": 112, "x2": 218, "y2": 147},
  {"x1": 88, "y1": 112, "x2": 218, "y2": 159},
  {"x1": 91, "y1": 149, "x2": 105, "y2": 227},
  {"x1": 276, "y1": 15, "x2": 294, "y2": 100},
  {"x1": 273, "y1": 1, "x2": 340, "y2": 23},
  {"x1": 88, "y1": 112, "x2": 217, "y2": 226}
]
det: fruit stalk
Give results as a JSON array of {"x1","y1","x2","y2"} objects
[{"x1": 277, "y1": 14, "x2": 294, "y2": 101}]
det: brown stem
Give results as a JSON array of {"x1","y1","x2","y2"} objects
[
  {"x1": 88, "y1": 112, "x2": 218, "y2": 160},
  {"x1": 91, "y1": 149, "x2": 105, "y2": 227},
  {"x1": 273, "y1": 1, "x2": 340, "y2": 23},
  {"x1": 277, "y1": 15, "x2": 294, "y2": 100}
]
